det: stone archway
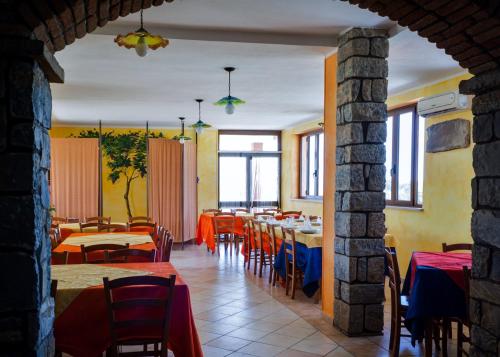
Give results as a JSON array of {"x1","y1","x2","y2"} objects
[{"x1": 1, "y1": 0, "x2": 499, "y2": 355}]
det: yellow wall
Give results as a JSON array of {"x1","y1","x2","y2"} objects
[
  {"x1": 196, "y1": 129, "x2": 218, "y2": 214},
  {"x1": 50, "y1": 126, "x2": 197, "y2": 222},
  {"x1": 385, "y1": 73, "x2": 474, "y2": 272},
  {"x1": 281, "y1": 120, "x2": 324, "y2": 216}
]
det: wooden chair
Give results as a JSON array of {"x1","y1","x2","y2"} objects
[
  {"x1": 52, "y1": 251, "x2": 69, "y2": 265},
  {"x1": 155, "y1": 225, "x2": 165, "y2": 247},
  {"x1": 66, "y1": 217, "x2": 80, "y2": 223},
  {"x1": 103, "y1": 275, "x2": 176, "y2": 357},
  {"x1": 442, "y1": 243, "x2": 473, "y2": 252},
  {"x1": 203, "y1": 208, "x2": 221, "y2": 214},
  {"x1": 215, "y1": 211, "x2": 235, "y2": 216},
  {"x1": 263, "y1": 208, "x2": 281, "y2": 215},
  {"x1": 282, "y1": 211, "x2": 302, "y2": 218},
  {"x1": 85, "y1": 216, "x2": 111, "y2": 224},
  {"x1": 385, "y1": 247, "x2": 411, "y2": 357},
  {"x1": 128, "y1": 222, "x2": 157, "y2": 235},
  {"x1": 213, "y1": 215, "x2": 236, "y2": 256},
  {"x1": 242, "y1": 217, "x2": 257, "y2": 270},
  {"x1": 254, "y1": 212, "x2": 273, "y2": 219},
  {"x1": 266, "y1": 223, "x2": 280, "y2": 286},
  {"x1": 232, "y1": 208, "x2": 250, "y2": 214},
  {"x1": 79, "y1": 222, "x2": 100, "y2": 232},
  {"x1": 80, "y1": 243, "x2": 130, "y2": 263},
  {"x1": 98, "y1": 223, "x2": 128, "y2": 232},
  {"x1": 281, "y1": 227, "x2": 303, "y2": 299},
  {"x1": 51, "y1": 216, "x2": 67, "y2": 225},
  {"x1": 50, "y1": 227, "x2": 61, "y2": 249},
  {"x1": 158, "y1": 230, "x2": 174, "y2": 262},
  {"x1": 129, "y1": 216, "x2": 153, "y2": 223},
  {"x1": 105, "y1": 249, "x2": 156, "y2": 263}
]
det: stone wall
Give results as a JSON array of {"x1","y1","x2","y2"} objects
[
  {"x1": 0, "y1": 52, "x2": 54, "y2": 354},
  {"x1": 460, "y1": 70, "x2": 500, "y2": 356},
  {"x1": 334, "y1": 28, "x2": 388, "y2": 336}
]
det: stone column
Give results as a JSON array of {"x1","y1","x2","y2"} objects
[
  {"x1": 333, "y1": 28, "x2": 388, "y2": 336},
  {"x1": 460, "y1": 71, "x2": 500, "y2": 357},
  {"x1": 0, "y1": 21, "x2": 64, "y2": 354}
]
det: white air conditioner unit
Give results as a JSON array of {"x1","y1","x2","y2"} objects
[{"x1": 417, "y1": 90, "x2": 470, "y2": 117}]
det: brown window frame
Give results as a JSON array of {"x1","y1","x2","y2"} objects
[
  {"x1": 386, "y1": 104, "x2": 423, "y2": 208},
  {"x1": 299, "y1": 129, "x2": 324, "y2": 200}
]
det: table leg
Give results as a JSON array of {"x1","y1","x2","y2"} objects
[{"x1": 424, "y1": 319, "x2": 433, "y2": 357}]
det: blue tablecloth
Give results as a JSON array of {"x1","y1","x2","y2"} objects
[
  {"x1": 402, "y1": 259, "x2": 467, "y2": 344},
  {"x1": 274, "y1": 241, "x2": 322, "y2": 297}
]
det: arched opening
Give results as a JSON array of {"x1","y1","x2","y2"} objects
[{"x1": 1, "y1": 0, "x2": 499, "y2": 355}]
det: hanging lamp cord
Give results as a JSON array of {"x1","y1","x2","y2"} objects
[
  {"x1": 228, "y1": 70, "x2": 231, "y2": 97},
  {"x1": 140, "y1": 9, "x2": 144, "y2": 28},
  {"x1": 199, "y1": 101, "x2": 201, "y2": 120}
]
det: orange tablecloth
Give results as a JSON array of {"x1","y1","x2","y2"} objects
[
  {"x1": 195, "y1": 213, "x2": 247, "y2": 253},
  {"x1": 53, "y1": 232, "x2": 157, "y2": 264},
  {"x1": 53, "y1": 262, "x2": 202, "y2": 357}
]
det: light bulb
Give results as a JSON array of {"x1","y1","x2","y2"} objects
[
  {"x1": 135, "y1": 36, "x2": 148, "y2": 57},
  {"x1": 195, "y1": 126, "x2": 203, "y2": 135},
  {"x1": 179, "y1": 137, "x2": 185, "y2": 144},
  {"x1": 225, "y1": 102, "x2": 235, "y2": 115}
]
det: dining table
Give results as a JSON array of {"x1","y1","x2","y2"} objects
[
  {"x1": 53, "y1": 232, "x2": 157, "y2": 264},
  {"x1": 195, "y1": 212, "x2": 253, "y2": 253},
  {"x1": 402, "y1": 251, "x2": 472, "y2": 349},
  {"x1": 58, "y1": 222, "x2": 128, "y2": 239},
  {"x1": 52, "y1": 262, "x2": 203, "y2": 357}
]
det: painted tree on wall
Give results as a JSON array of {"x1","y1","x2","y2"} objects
[{"x1": 73, "y1": 129, "x2": 163, "y2": 218}]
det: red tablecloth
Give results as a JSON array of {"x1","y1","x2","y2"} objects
[
  {"x1": 410, "y1": 251, "x2": 472, "y2": 291},
  {"x1": 54, "y1": 262, "x2": 202, "y2": 357},
  {"x1": 53, "y1": 232, "x2": 157, "y2": 264},
  {"x1": 195, "y1": 213, "x2": 246, "y2": 253}
]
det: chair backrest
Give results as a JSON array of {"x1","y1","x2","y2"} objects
[
  {"x1": 213, "y1": 215, "x2": 236, "y2": 237},
  {"x1": 309, "y1": 215, "x2": 319, "y2": 221},
  {"x1": 79, "y1": 222, "x2": 100, "y2": 232},
  {"x1": 442, "y1": 242, "x2": 473, "y2": 252},
  {"x1": 157, "y1": 230, "x2": 174, "y2": 262},
  {"x1": 385, "y1": 248, "x2": 403, "y2": 318},
  {"x1": 215, "y1": 211, "x2": 235, "y2": 216},
  {"x1": 263, "y1": 208, "x2": 281, "y2": 214},
  {"x1": 281, "y1": 227, "x2": 297, "y2": 266},
  {"x1": 232, "y1": 208, "x2": 250, "y2": 213},
  {"x1": 85, "y1": 216, "x2": 111, "y2": 224},
  {"x1": 80, "y1": 243, "x2": 130, "y2": 263},
  {"x1": 266, "y1": 223, "x2": 280, "y2": 257},
  {"x1": 282, "y1": 211, "x2": 302, "y2": 217},
  {"x1": 463, "y1": 266, "x2": 471, "y2": 326},
  {"x1": 254, "y1": 213, "x2": 273, "y2": 219},
  {"x1": 103, "y1": 275, "x2": 176, "y2": 357},
  {"x1": 105, "y1": 249, "x2": 156, "y2": 263},
  {"x1": 52, "y1": 216, "x2": 67, "y2": 225},
  {"x1": 50, "y1": 227, "x2": 61, "y2": 249},
  {"x1": 203, "y1": 208, "x2": 221, "y2": 214},
  {"x1": 52, "y1": 251, "x2": 69, "y2": 265},
  {"x1": 66, "y1": 217, "x2": 80, "y2": 223},
  {"x1": 156, "y1": 225, "x2": 165, "y2": 247},
  {"x1": 98, "y1": 223, "x2": 128, "y2": 232},
  {"x1": 128, "y1": 216, "x2": 152, "y2": 223}
]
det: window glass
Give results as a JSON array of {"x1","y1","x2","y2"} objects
[
  {"x1": 300, "y1": 136, "x2": 308, "y2": 197},
  {"x1": 252, "y1": 157, "x2": 279, "y2": 203},
  {"x1": 385, "y1": 116, "x2": 393, "y2": 200},
  {"x1": 397, "y1": 111, "x2": 414, "y2": 201},
  {"x1": 308, "y1": 135, "x2": 316, "y2": 196},
  {"x1": 219, "y1": 134, "x2": 279, "y2": 152},
  {"x1": 219, "y1": 157, "x2": 247, "y2": 202}
]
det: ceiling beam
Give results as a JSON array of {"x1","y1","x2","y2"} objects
[{"x1": 92, "y1": 23, "x2": 338, "y2": 47}]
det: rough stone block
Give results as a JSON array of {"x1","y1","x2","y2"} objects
[
  {"x1": 345, "y1": 239, "x2": 385, "y2": 257},
  {"x1": 473, "y1": 114, "x2": 494, "y2": 143},
  {"x1": 0, "y1": 106, "x2": 6, "y2": 152},
  {"x1": 366, "y1": 123, "x2": 386, "y2": 143},
  {"x1": 472, "y1": 89, "x2": 500, "y2": 115},
  {"x1": 339, "y1": 102, "x2": 386, "y2": 124},
  {"x1": 366, "y1": 164, "x2": 386, "y2": 191},
  {"x1": 367, "y1": 213, "x2": 385, "y2": 238},
  {"x1": 344, "y1": 144, "x2": 385, "y2": 164},
  {"x1": 32, "y1": 63, "x2": 53, "y2": 130},
  {"x1": 364, "y1": 304, "x2": 384, "y2": 332},
  {"x1": 340, "y1": 283, "x2": 384, "y2": 304},
  {"x1": 334, "y1": 279, "x2": 341, "y2": 299},
  {"x1": 0, "y1": 253, "x2": 38, "y2": 310},
  {"x1": 336, "y1": 147, "x2": 345, "y2": 165},
  {"x1": 367, "y1": 257, "x2": 385, "y2": 283},
  {"x1": 335, "y1": 192, "x2": 343, "y2": 211},
  {"x1": 0, "y1": 60, "x2": 5, "y2": 98},
  {"x1": 362, "y1": 79, "x2": 372, "y2": 101},
  {"x1": 371, "y1": 79, "x2": 387, "y2": 102},
  {"x1": 426, "y1": 119, "x2": 470, "y2": 153},
  {"x1": 494, "y1": 111, "x2": 500, "y2": 139},
  {"x1": 460, "y1": 69, "x2": 500, "y2": 95},
  {"x1": 338, "y1": 57, "x2": 388, "y2": 82},
  {"x1": 334, "y1": 253, "x2": 357, "y2": 282},
  {"x1": 0, "y1": 196, "x2": 36, "y2": 250},
  {"x1": 470, "y1": 278, "x2": 500, "y2": 305},
  {"x1": 490, "y1": 250, "x2": 500, "y2": 282},
  {"x1": 338, "y1": 28, "x2": 387, "y2": 47},
  {"x1": 472, "y1": 244, "x2": 490, "y2": 279},
  {"x1": 357, "y1": 258, "x2": 367, "y2": 281},
  {"x1": 335, "y1": 212, "x2": 366, "y2": 237},
  {"x1": 338, "y1": 38, "x2": 370, "y2": 63},
  {"x1": 10, "y1": 123, "x2": 34, "y2": 149},
  {"x1": 471, "y1": 210, "x2": 500, "y2": 249},
  {"x1": 370, "y1": 37, "x2": 389, "y2": 58},
  {"x1": 334, "y1": 299, "x2": 364, "y2": 335},
  {"x1": 341, "y1": 191, "x2": 386, "y2": 212},
  {"x1": 473, "y1": 142, "x2": 500, "y2": 177},
  {"x1": 337, "y1": 123, "x2": 364, "y2": 146},
  {"x1": 470, "y1": 298, "x2": 482, "y2": 325},
  {"x1": 471, "y1": 325, "x2": 497, "y2": 353},
  {"x1": 335, "y1": 237, "x2": 346, "y2": 254},
  {"x1": 336, "y1": 164, "x2": 365, "y2": 191},
  {"x1": 0, "y1": 153, "x2": 33, "y2": 192},
  {"x1": 337, "y1": 79, "x2": 361, "y2": 106},
  {"x1": 481, "y1": 300, "x2": 500, "y2": 336},
  {"x1": 478, "y1": 178, "x2": 500, "y2": 208},
  {"x1": 0, "y1": 315, "x2": 24, "y2": 345},
  {"x1": 9, "y1": 61, "x2": 35, "y2": 120}
]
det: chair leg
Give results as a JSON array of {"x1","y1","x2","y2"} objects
[
  {"x1": 433, "y1": 322, "x2": 441, "y2": 351},
  {"x1": 457, "y1": 322, "x2": 463, "y2": 357},
  {"x1": 259, "y1": 250, "x2": 265, "y2": 278},
  {"x1": 388, "y1": 316, "x2": 395, "y2": 355},
  {"x1": 392, "y1": 316, "x2": 401, "y2": 357},
  {"x1": 442, "y1": 318, "x2": 449, "y2": 357},
  {"x1": 424, "y1": 320, "x2": 433, "y2": 357},
  {"x1": 229, "y1": 234, "x2": 233, "y2": 257},
  {"x1": 290, "y1": 268, "x2": 296, "y2": 300},
  {"x1": 268, "y1": 257, "x2": 273, "y2": 284},
  {"x1": 253, "y1": 248, "x2": 258, "y2": 275}
]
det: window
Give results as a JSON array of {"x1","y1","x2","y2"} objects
[
  {"x1": 300, "y1": 130, "x2": 324, "y2": 199},
  {"x1": 385, "y1": 105, "x2": 425, "y2": 207},
  {"x1": 218, "y1": 131, "x2": 281, "y2": 209}
]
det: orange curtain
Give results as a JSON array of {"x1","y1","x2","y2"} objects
[
  {"x1": 50, "y1": 138, "x2": 99, "y2": 219},
  {"x1": 183, "y1": 141, "x2": 197, "y2": 242},
  {"x1": 148, "y1": 139, "x2": 183, "y2": 242}
]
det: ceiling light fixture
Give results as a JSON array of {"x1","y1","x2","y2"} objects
[
  {"x1": 173, "y1": 117, "x2": 191, "y2": 144},
  {"x1": 114, "y1": 9, "x2": 169, "y2": 57},
  {"x1": 215, "y1": 67, "x2": 246, "y2": 115},
  {"x1": 191, "y1": 99, "x2": 211, "y2": 135}
]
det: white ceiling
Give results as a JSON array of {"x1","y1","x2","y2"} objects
[{"x1": 51, "y1": 0, "x2": 465, "y2": 129}]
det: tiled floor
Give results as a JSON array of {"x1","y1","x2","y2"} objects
[{"x1": 169, "y1": 243, "x2": 464, "y2": 357}]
